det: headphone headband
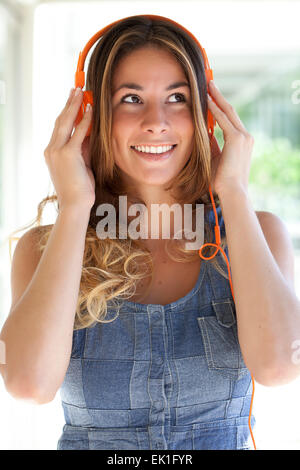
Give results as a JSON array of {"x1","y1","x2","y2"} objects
[{"x1": 74, "y1": 14, "x2": 215, "y2": 137}]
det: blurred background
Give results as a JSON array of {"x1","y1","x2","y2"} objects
[{"x1": 0, "y1": 0, "x2": 300, "y2": 450}]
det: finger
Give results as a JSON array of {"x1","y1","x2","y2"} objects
[
  {"x1": 65, "y1": 87, "x2": 75, "y2": 106},
  {"x1": 53, "y1": 88, "x2": 85, "y2": 148},
  {"x1": 58, "y1": 88, "x2": 76, "y2": 120},
  {"x1": 47, "y1": 88, "x2": 77, "y2": 148},
  {"x1": 69, "y1": 103, "x2": 92, "y2": 149},
  {"x1": 207, "y1": 94, "x2": 237, "y2": 139},
  {"x1": 208, "y1": 81, "x2": 248, "y2": 134}
]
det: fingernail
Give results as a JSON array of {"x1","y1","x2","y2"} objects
[
  {"x1": 75, "y1": 87, "x2": 82, "y2": 96},
  {"x1": 210, "y1": 81, "x2": 219, "y2": 90},
  {"x1": 207, "y1": 93, "x2": 212, "y2": 101}
]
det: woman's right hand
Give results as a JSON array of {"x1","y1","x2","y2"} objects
[{"x1": 43, "y1": 87, "x2": 95, "y2": 211}]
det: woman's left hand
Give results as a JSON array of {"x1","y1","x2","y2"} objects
[{"x1": 207, "y1": 80, "x2": 255, "y2": 196}]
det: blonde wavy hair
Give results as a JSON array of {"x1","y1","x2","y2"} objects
[{"x1": 8, "y1": 15, "x2": 228, "y2": 330}]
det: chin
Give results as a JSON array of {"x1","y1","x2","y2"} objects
[{"x1": 133, "y1": 168, "x2": 176, "y2": 183}]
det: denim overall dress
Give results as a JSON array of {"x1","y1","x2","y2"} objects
[{"x1": 57, "y1": 205, "x2": 255, "y2": 450}]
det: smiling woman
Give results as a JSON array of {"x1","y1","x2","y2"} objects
[{"x1": 2, "y1": 14, "x2": 265, "y2": 451}]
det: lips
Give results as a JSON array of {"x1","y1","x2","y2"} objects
[
  {"x1": 131, "y1": 144, "x2": 177, "y2": 161},
  {"x1": 130, "y1": 144, "x2": 177, "y2": 153}
]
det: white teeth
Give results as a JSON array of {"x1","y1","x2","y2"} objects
[{"x1": 133, "y1": 145, "x2": 174, "y2": 154}]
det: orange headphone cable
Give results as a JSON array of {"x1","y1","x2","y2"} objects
[{"x1": 199, "y1": 184, "x2": 257, "y2": 451}]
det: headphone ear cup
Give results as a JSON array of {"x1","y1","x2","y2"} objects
[{"x1": 74, "y1": 90, "x2": 94, "y2": 137}]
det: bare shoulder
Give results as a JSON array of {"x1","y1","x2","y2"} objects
[
  {"x1": 255, "y1": 210, "x2": 290, "y2": 237},
  {"x1": 255, "y1": 210, "x2": 295, "y2": 289},
  {"x1": 13, "y1": 224, "x2": 53, "y2": 255},
  {"x1": 9, "y1": 224, "x2": 54, "y2": 312}
]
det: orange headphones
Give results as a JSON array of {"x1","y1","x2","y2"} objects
[{"x1": 73, "y1": 14, "x2": 256, "y2": 451}]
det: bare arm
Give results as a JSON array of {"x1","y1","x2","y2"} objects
[
  {"x1": 0, "y1": 86, "x2": 94, "y2": 403},
  {"x1": 219, "y1": 186, "x2": 300, "y2": 386},
  {"x1": 0, "y1": 205, "x2": 91, "y2": 403}
]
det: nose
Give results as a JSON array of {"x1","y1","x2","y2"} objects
[{"x1": 140, "y1": 102, "x2": 170, "y2": 134}]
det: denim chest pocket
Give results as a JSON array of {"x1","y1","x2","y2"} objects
[{"x1": 197, "y1": 299, "x2": 248, "y2": 379}]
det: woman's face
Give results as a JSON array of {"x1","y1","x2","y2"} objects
[{"x1": 111, "y1": 45, "x2": 195, "y2": 187}]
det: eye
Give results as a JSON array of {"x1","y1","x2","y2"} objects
[
  {"x1": 121, "y1": 94, "x2": 140, "y2": 104},
  {"x1": 169, "y1": 93, "x2": 186, "y2": 103},
  {"x1": 120, "y1": 92, "x2": 186, "y2": 104}
]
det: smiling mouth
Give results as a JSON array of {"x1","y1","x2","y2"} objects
[
  {"x1": 130, "y1": 145, "x2": 177, "y2": 162},
  {"x1": 130, "y1": 144, "x2": 177, "y2": 156}
]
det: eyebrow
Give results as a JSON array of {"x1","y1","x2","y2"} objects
[{"x1": 113, "y1": 81, "x2": 190, "y2": 95}]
